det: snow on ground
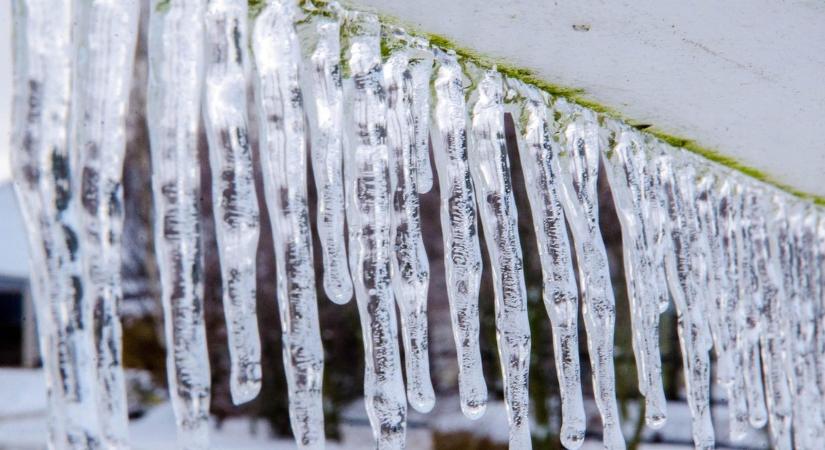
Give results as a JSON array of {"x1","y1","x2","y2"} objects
[{"x1": 0, "y1": 368, "x2": 768, "y2": 449}]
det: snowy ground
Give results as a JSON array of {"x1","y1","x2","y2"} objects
[{"x1": 0, "y1": 368, "x2": 768, "y2": 449}]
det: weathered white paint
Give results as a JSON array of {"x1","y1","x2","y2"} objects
[{"x1": 349, "y1": 0, "x2": 825, "y2": 197}]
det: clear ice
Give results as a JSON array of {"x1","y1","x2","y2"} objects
[
  {"x1": 430, "y1": 49, "x2": 487, "y2": 419},
  {"x1": 70, "y1": 0, "x2": 140, "y2": 447},
  {"x1": 251, "y1": 0, "x2": 326, "y2": 447},
  {"x1": 297, "y1": 1, "x2": 353, "y2": 305},
  {"x1": 341, "y1": 11, "x2": 407, "y2": 448},
  {"x1": 12, "y1": 1, "x2": 825, "y2": 449},
  {"x1": 505, "y1": 79, "x2": 585, "y2": 449},
  {"x1": 552, "y1": 100, "x2": 625, "y2": 449},
  {"x1": 202, "y1": 0, "x2": 263, "y2": 405},
  {"x1": 12, "y1": 0, "x2": 101, "y2": 446},
  {"x1": 383, "y1": 30, "x2": 436, "y2": 414},
  {"x1": 147, "y1": 0, "x2": 213, "y2": 447},
  {"x1": 467, "y1": 68, "x2": 532, "y2": 449},
  {"x1": 601, "y1": 123, "x2": 667, "y2": 429},
  {"x1": 654, "y1": 151, "x2": 715, "y2": 449}
]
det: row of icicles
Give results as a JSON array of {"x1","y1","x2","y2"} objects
[{"x1": 11, "y1": 0, "x2": 825, "y2": 449}]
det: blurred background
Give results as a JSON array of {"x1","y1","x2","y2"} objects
[{"x1": 0, "y1": 3, "x2": 775, "y2": 450}]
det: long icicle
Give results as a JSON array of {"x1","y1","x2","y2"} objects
[
  {"x1": 251, "y1": 1, "x2": 325, "y2": 447},
  {"x1": 146, "y1": 0, "x2": 212, "y2": 447},
  {"x1": 506, "y1": 78, "x2": 585, "y2": 449},
  {"x1": 601, "y1": 123, "x2": 668, "y2": 430},
  {"x1": 429, "y1": 49, "x2": 487, "y2": 419},
  {"x1": 468, "y1": 68, "x2": 532, "y2": 449},
  {"x1": 734, "y1": 182, "x2": 769, "y2": 429},
  {"x1": 297, "y1": 1, "x2": 353, "y2": 304},
  {"x1": 655, "y1": 152, "x2": 714, "y2": 449},
  {"x1": 341, "y1": 11, "x2": 407, "y2": 448},
  {"x1": 11, "y1": 0, "x2": 77, "y2": 445},
  {"x1": 746, "y1": 190, "x2": 793, "y2": 450},
  {"x1": 715, "y1": 177, "x2": 751, "y2": 441},
  {"x1": 552, "y1": 99, "x2": 625, "y2": 449},
  {"x1": 773, "y1": 200, "x2": 824, "y2": 449},
  {"x1": 70, "y1": 1, "x2": 140, "y2": 446},
  {"x1": 383, "y1": 31, "x2": 435, "y2": 414},
  {"x1": 202, "y1": 0, "x2": 263, "y2": 404}
]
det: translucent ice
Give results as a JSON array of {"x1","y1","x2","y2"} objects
[
  {"x1": 202, "y1": 0, "x2": 263, "y2": 405},
  {"x1": 147, "y1": 0, "x2": 211, "y2": 446},
  {"x1": 552, "y1": 99, "x2": 625, "y2": 449},
  {"x1": 430, "y1": 49, "x2": 487, "y2": 419},
  {"x1": 505, "y1": 79, "x2": 585, "y2": 449},
  {"x1": 251, "y1": 1, "x2": 326, "y2": 447},
  {"x1": 70, "y1": 0, "x2": 140, "y2": 446},
  {"x1": 467, "y1": 68, "x2": 532, "y2": 449},
  {"x1": 383, "y1": 32, "x2": 435, "y2": 413},
  {"x1": 341, "y1": 11, "x2": 407, "y2": 448}
]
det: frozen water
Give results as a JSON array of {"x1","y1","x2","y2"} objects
[
  {"x1": 430, "y1": 49, "x2": 487, "y2": 420},
  {"x1": 297, "y1": 1, "x2": 353, "y2": 305},
  {"x1": 341, "y1": 10, "x2": 407, "y2": 448},
  {"x1": 202, "y1": 0, "x2": 263, "y2": 405},
  {"x1": 12, "y1": 1, "x2": 825, "y2": 449},
  {"x1": 505, "y1": 79, "x2": 585, "y2": 449},
  {"x1": 251, "y1": 1, "x2": 326, "y2": 447},
  {"x1": 467, "y1": 67, "x2": 532, "y2": 449},
  {"x1": 383, "y1": 29, "x2": 435, "y2": 414},
  {"x1": 70, "y1": 0, "x2": 140, "y2": 447},
  {"x1": 553, "y1": 99, "x2": 625, "y2": 450},
  {"x1": 147, "y1": 0, "x2": 212, "y2": 447}
]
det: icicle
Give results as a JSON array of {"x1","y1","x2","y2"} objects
[
  {"x1": 505, "y1": 79, "x2": 585, "y2": 449},
  {"x1": 250, "y1": 1, "x2": 326, "y2": 447},
  {"x1": 466, "y1": 68, "x2": 532, "y2": 449},
  {"x1": 341, "y1": 11, "x2": 407, "y2": 448},
  {"x1": 297, "y1": 1, "x2": 353, "y2": 304},
  {"x1": 601, "y1": 123, "x2": 668, "y2": 430},
  {"x1": 772, "y1": 199, "x2": 824, "y2": 449},
  {"x1": 552, "y1": 99, "x2": 625, "y2": 449},
  {"x1": 146, "y1": 0, "x2": 211, "y2": 447},
  {"x1": 741, "y1": 190, "x2": 793, "y2": 449},
  {"x1": 202, "y1": 0, "x2": 263, "y2": 405},
  {"x1": 429, "y1": 49, "x2": 487, "y2": 419},
  {"x1": 734, "y1": 183, "x2": 769, "y2": 429},
  {"x1": 70, "y1": 0, "x2": 140, "y2": 446},
  {"x1": 817, "y1": 214, "x2": 825, "y2": 408},
  {"x1": 715, "y1": 177, "x2": 751, "y2": 441},
  {"x1": 654, "y1": 152, "x2": 715, "y2": 449},
  {"x1": 383, "y1": 30, "x2": 435, "y2": 414},
  {"x1": 10, "y1": 0, "x2": 77, "y2": 446},
  {"x1": 408, "y1": 42, "x2": 434, "y2": 194}
]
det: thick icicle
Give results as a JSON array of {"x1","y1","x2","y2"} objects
[
  {"x1": 297, "y1": 1, "x2": 353, "y2": 304},
  {"x1": 429, "y1": 49, "x2": 487, "y2": 419},
  {"x1": 383, "y1": 33, "x2": 435, "y2": 413},
  {"x1": 734, "y1": 183, "x2": 769, "y2": 429},
  {"x1": 601, "y1": 123, "x2": 668, "y2": 429},
  {"x1": 341, "y1": 11, "x2": 407, "y2": 448},
  {"x1": 467, "y1": 68, "x2": 532, "y2": 449},
  {"x1": 70, "y1": 0, "x2": 140, "y2": 446},
  {"x1": 202, "y1": 0, "x2": 262, "y2": 405},
  {"x1": 250, "y1": 1, "x2": 326, "y2": 447},
  {"x1": 146, "y1": 0, "x2": 211, "y2": 447},
  {"x1": 552, "y1": 99, "x2": 625, "y2": 449},
  {"x1": 772, "y1": 199, "x2": 824, "y2": 449},
  {"x1": 505, "y1": 79, "x2": 585, "y2": 449},
  {"x1": 715, "y1": 177, "x2": 751, "y2": 441},
  {"x1": 742, "y1": 190, "x2": 793, "y2": 450},
  {"x1": 654, "y1": 152, "x2": 715, "y2": 449},
  {"x1": 11, "y1": 0, "x2": 86, "y2": 446}
]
